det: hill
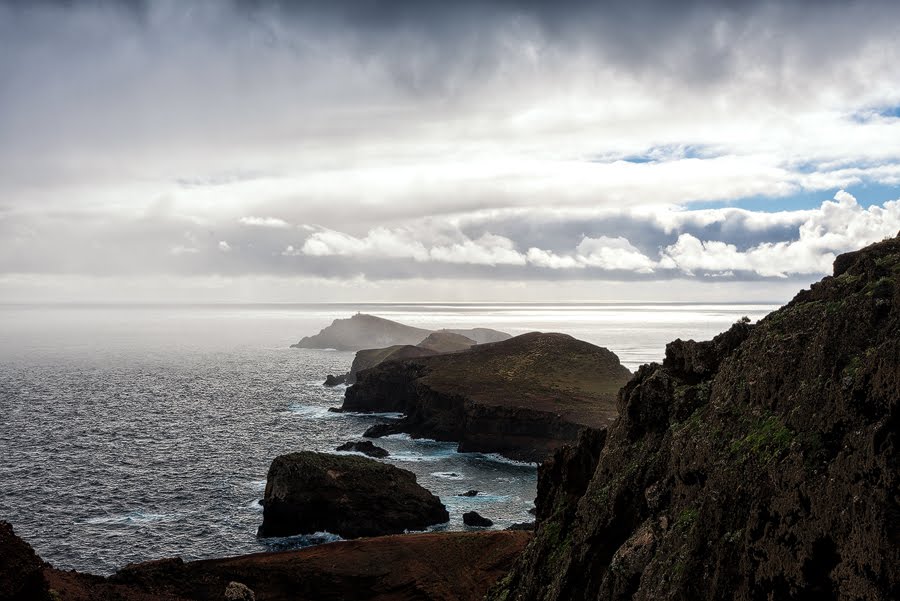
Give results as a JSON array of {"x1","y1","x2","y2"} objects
[{"x1": 342, "y1": 332, "x2": 633, "y2": 461}]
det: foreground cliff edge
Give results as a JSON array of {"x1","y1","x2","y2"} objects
[
  {"x1": 488, "y1": 235, "x2": 900, "y2": 601},
  {"x1": 1, "y1": 521, "x2": 529, "y2": 601}
]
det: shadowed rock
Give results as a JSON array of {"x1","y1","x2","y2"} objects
[
  {"x1": 463, "y1": 512, "x2": 493, "y2": 527},
  {"x1": 258, "y1": 452, "x2": 448, "y2": 539},
  {"x1": 335, "y1": 440, "x2": 389, "y2": 458}
]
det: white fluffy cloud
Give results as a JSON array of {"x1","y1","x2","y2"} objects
[
  {"x1": 659, "y1": 192, "x2": 900, "y2": 277},
  {"x1": 300, "y1": 228, "x2": 525, "y2": 266},
  {"x1": 238, "y1": 216, "x2": 291, "y2": 228},
  {"x1": 294, "y1": 192, "x2": 900, "y2": 278}
]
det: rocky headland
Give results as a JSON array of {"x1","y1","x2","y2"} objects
[
  {"x1": 342, "y1": 332, "x2": 633, "y2": 462},
  {"x1": 486, "y1": 234, "x2": 900, "y2": 600},
  {"x1": 258, "y1": 452, "x2": 449, "y2": 539}
]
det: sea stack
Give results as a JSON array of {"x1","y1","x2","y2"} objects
[{"x1": 258, "y1": 452, "x2": 449, "y2": 539}]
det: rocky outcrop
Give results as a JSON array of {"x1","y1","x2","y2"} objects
[
  {"x1": 258, "y1": 452, "x2": 448, "y2": 539},
  {"x1": 487, "y1": 235, "x2": 900, "y2": 601},
  {"x1": 293, "y1": 313, "x2": 510, "y2": 352},
  {"x1": 343, "y1": 332, "x2": 632, "y2": 462},
  {"x1": 37, "y1": 530, "x2": 530, "y2": 601},
  {"x1": 0, "y1": 521, "x2": 49, "y2": 601},
  {"x1": 463, "y1": 512, "x2": 494, "y2": 527},
  {"x1": 335, "y1": 440, "x2": 389, "y2": 458}
]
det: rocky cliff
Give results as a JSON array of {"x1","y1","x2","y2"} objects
[
  {"x1": 343, "y1": 332, "x2": 632, "y2": 462},
  {"x1": 487, "y1": 235, "x2": 900, "y2": 601}
]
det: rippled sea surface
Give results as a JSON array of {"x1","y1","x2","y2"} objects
[{"x1": 0, "y1": 302, "x2": 777, "y2": 574}]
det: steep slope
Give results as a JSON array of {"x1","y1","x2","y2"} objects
[
  {"x1": 488, "y1": 235, "x2": 900, "y2": 600},
  {"x1": 343, "y1": 332, "x2": 632, "y2": 461}
]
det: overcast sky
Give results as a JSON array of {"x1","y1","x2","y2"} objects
[{"x1": 2, "y1": 0, "x2": 900, "y2": 302}]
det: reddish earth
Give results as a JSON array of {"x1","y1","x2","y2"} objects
[{"x1": 2, "y1": 521, "x2": 529, "y2": 601}]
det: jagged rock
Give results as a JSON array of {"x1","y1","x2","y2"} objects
[
  {"x1": 224, "y1": 581, "x2": 256, "y2": 601},
  {"x1": 0, "y1": 521, "x2": 49, "y2": 601},
  {"x1": 363, "y1": 423, "x2": 403, "y2": 438},
  {"x1": 507, "y1": 522, "x2": 536, "y2": 531},
  {"x1": 487, "y1": 235, "x2": 900, "y2": 601},
  {"x1": 343, "y1": 332, "x2": 632, "y2": 462},
  {"x1": 258, "y1": 452, "x2": 448, "y2": 538},
  {"x1": 335, "y1": 440, "x2": 389, "y2": 458},
  {"x1": 324, "y1": 374, "x2": 348, "y2": 387},
  {"x1": 458, "y1": 490, "x2": 479, "y2": 497},
  {"x1": 463, "y1": 512, "x2": 493, "y2": 527}
]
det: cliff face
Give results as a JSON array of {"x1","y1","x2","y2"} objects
[
  {"x1": 488, "y1": 236, "x2": 900, "y2": 601},
  {"x1": 343, "y1": 332, "x2": 632, "y2": 462}
]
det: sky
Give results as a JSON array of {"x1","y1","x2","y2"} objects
[{"x1": 2, "y1": 0, "x2": 900, "y2": 303}]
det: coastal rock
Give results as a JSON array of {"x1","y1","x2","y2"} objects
[
  {"x1": 335, "y1": 440, "x2": 389, "y2": 458},
  {"x1": 45, "y1": 531, "x2": 530, "y2": 601},
  {"x1": 459, "y1": 490, "x2": 479, "y2": 497},
  {"x1": 463, "y1": 512, "x2": 494, "y2": 527},
  {"x1": 507, "y1": 522, "x2": 536, "y2": 531},
  {"x1": 363, "y1": 423, "x2": 403, "y2": 438},
  {"x1": 487, "y1": 235, "x2": 900, "y2": 601},
  {"x1": 0, "y1": 521, "x2": 49, "y2": 601},
  {"x1": 324, "y1": 373, "x2": 348, "y2": 387},
  {"x1": 343, "y1": 332, "x2": 632, "y2": 462},
  {"x1": 258, "y1": 452, "x2": 448, "y2": 539}
]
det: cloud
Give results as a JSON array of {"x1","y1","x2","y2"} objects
[
  {"x1": 526, "y1": 236, "x2": 656, "y2": 273},
  {"x1": 238, "y1": 216, "x2": 291, "y2": 228},
  {"x1": 659, "y1": 192, "x2": 900, "y2": 277},
  {"x1": 218, "y1": 240, "x2": 231, "y2": 252}
]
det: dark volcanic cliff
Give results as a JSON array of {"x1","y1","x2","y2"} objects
[
  {"x1": 487, "y1": 235, "x2": 900, "y2": 601},
  {"x1": 343, "y1": 332, "x2": 632, "y2": 462}
]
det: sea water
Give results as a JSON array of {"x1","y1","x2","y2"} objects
[{"x1": 0, "y1": 302, "x2": 776, "y2": 574}]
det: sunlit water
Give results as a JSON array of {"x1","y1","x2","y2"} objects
[{"x1": 0, "y1": 302, "x2": 776, "y2": 574}]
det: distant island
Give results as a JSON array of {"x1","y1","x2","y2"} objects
[{"x1": 291, "y1": 313, "x2": 511, "y2": 351}]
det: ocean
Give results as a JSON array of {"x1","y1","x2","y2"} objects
[{"x1": 0, "y1": 302, "x2": 777, "y2": 575}]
